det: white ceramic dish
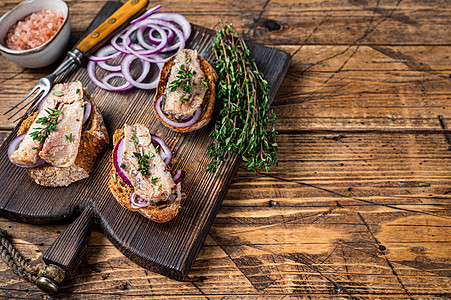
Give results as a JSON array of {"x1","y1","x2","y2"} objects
[{"x1": 0, "y1": 0, "x2": 70, "y2": 68}]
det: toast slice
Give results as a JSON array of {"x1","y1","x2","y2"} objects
[
  {"x1": 153, "y1": 49, "x2": 218, "y2": 133},
  {"x1": 17, "y1": 89, "x2": 109, "y2": 187},
  {"x1": 108, "y1": 129, "x2": 181, "y2": 223}
]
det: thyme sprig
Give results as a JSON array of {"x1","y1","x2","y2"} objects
[
  {"x1": 207, "y1": 24, "x2": 278, "y2": 173},
  {"x1": 29, "y1": 108, "x2": 61, "y2": 141},
  {"x1": 169, "y1": 60, "x2": 193, "y2": 95}
]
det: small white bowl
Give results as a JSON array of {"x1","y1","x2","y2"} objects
[{"x1": 0, "y1": 0, "x2": 70, "y2": 68}]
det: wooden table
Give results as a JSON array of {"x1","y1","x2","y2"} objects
[{"x1": 0, "y1": 0, "x2": 450, "y2": 298}]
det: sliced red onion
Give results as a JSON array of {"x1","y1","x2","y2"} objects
[
  {"x1": 89, "y1": 44, "x2": 123, "y2": 63},
  {"x1": 133, "y1": 25, "x2": 168, "y2": 55},
  {"x1": 111, "y1": 27, "x2": 133, "y2": 54},
  {"x1": 88, "y1": 60, "x2": 114, "y2": 90},
  {"x1": 173, "y1": 169, "x2": 185, "y2": 184},
  {"x1": 148, "y1": 26, "x2": 175, "y2": 44},
  {"x1": 181, "y1": 115, "x2": 193, "y2": 122},
  {"x1": 82, "y1": 95, "x2": 92, "y2": 125},
  {"x1": 155, "y1": 96, "x2": 203, "y2": 128},
  {"x1": 130, "y1": 192, "x2": 150, "y2": 209},
  {"x1": 8, "y1": 134, "x2": 46, "y2": 168},
  {"x1": 147, "y1": 12, "x2": 191, "y2": 40},
  {"x1": 101, "y1": 72, "x2": 134, "y2": 91},
  {"x1": 122, "y1": 42, "x2": 169, "y2": 64},
  {"x1": 130, "y1": 5, "x2": 162, "y2": 25},
  {"x1": 121, "y1": 54, "x2": 161, "y2": 89},
  {"x1": 151, "y1": 135, "x2": 172, "y2": 165},
  {"x1": 113, "y1": 138, "x2": 133, "y2": 187},
  {"x1": 87, "y1": 60, "x2": 133, "y2": 92},
  {"x1": 137, "y1": 19, "x2": 185, "y2": 52},
  {"x1": 168, "y1": 194, "x2": 177, "y2": 202},
  {"x1": 87, "y1": 8, "x2": 191, "y2": 92}
]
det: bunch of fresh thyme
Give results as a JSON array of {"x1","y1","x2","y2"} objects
[
  {"x1": 29, "y1": 108, "x2": 61, "y2": 141},
  {"x1": 207, "y1": 24, "x2": 278, "y2": 173}
]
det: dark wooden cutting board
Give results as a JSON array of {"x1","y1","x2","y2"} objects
[{"x1": 0, "y1": 2, "x2": 290, "y2": 280}]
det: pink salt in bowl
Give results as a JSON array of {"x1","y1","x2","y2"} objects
[{"x1": 0, "y1": 0, "x2": 70, "y2": 68}]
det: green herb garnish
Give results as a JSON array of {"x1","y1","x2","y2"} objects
[
  {"x1": 207, "y1": 24, "x2": 278, "y2": 173},
  {"x1": 186, "y1": 57, "x2": 191, "y2": 63},
  {"x1": 201, "y1": 79, "x2": 208, "y2": 87},
  {"x1": 152, "y1": 201, "x2": 158, "y2": 210},
  {"x1": 181, "y1": 97, "x2": 190, "y2": 103},
  {"x1": 81, "y1": 104, "x2": 86, "y2": 108},
  {"x1": 65, "y1": 133, "x2": 72, "y2": 142},
  {"x1": 178, "y1": 116, "x2": 183, "y2": 122},
  {"x1": 29, "y1": 108, "x2": 61, "y2": 141},
  {"x1": 130, "y1": 136, "x2": 139, "y2": 143},
  {"x1": 169, "y1": 64, "x2": 193, "y2": 93},
  {"x1": 76, "y1": 88, "x2": 80, "y2": 94},
  {"x1": 111, "y1": 174, "x2": 117, "y2": 180},
  {"x1": 150, "y1": 177, "x2": 158, "y2": 185},
  {"x1": 32, "y1": 146, "x2": 38, "y2": 150},
  {"x1": 52, "y1": 91, "x2": 63, "y2": 97},
  {"x1": 120, "y1": 163, "x2": 125, "y2": 168},
  {"x1": 133, "y1": 151, "x2": 153, "y2": 176}
]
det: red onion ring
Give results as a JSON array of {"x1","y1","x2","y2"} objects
[
  {"x1": 130, "y1": 5, "x2": 162, "y2": 25},
  {"x1": 88, "y1": 60, "x2": 126, "y2": 91},
  {"x1": 148, "y1": 27, "x2": 175, "y2": 44},
  {"x1": 133, "y1": 25, "x2": 168, "y2": 55},
  {"x1": 130, "y1": 192, "x2": 150, "y2": 209},
  {"x1": 88, "y1": 45, "x2": 123, "y2": 63},
  {"x1": 110, "y1": 27, "x2": 133, "y2": 54},
  {"x1": 147, "y1": 12, "x2": 191, "y2": 41},
  {"x1": 101, "y1": 72, "x2": 134, "y2": 91},
  {"x1": 151, "y1": 135, "x2": 172, "y2": 165},
  {"x1": 137, "y1": 19, "x2": 185, "y2": 52},
  {"x1": 113, "y1": 138, "x2": 133, "y2": 187},
  {"x1": 121, "y1": 54, "x2": 162, "y2": 89},
  {"x1": 121, "y1": 42, "x2": 169, "y2": 64},
  {"x1": 120, "y1": 24, "x2": 168, "y2": 58},
  {"x1": 173, "y1": 169, "x2": 185, "y2": 184},
  {"x1": 8, "y1": 133, "x2": 46, "y2": 168},
  {"x1": 155, "y1": 96, "x2": 203, "y2": 128},
  {"x1": 81, "y1": 95, "x2": 92, "y2": 125}
]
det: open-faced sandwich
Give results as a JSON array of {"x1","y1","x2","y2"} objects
[
  {"x1": 8, "y1": 81, "x2": 109, "y2": 187},
  {"x1": 109, "y1": 124, "x2": 184, "y2": 223},
  {"x1": 153, "y1": 49, "x2": 218, "y2": 132}
]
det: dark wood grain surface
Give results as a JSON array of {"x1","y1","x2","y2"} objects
[{"x1": 0, "y1": 0, "x2": 450, "y2": 299}]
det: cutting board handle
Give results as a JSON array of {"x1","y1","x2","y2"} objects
[{"x1": 43, "y1": 206, "x2": 95, "y2": 276}]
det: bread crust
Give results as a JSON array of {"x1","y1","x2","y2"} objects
[
  {"x1": 108, "y1": 129, "x2": 181, "y2": 223},
  {"x1": 153, "y1": 50, "x2": 218, "y2": 133},
  {"x1": 18, "y1": 89, "x2": 109, "y2": 187}
]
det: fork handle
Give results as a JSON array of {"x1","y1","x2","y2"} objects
[{"x1": 74, "y1": 0, "x2": 148, "y2": 57}]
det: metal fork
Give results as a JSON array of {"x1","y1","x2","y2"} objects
[
  {"x1": 4, "y1": 50, "x2": 83, "y2": 122},
  {"x1": 4, "y1": 0, "x2": 149, "y2": 122}
]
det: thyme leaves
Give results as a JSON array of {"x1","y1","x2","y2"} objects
[
  {"x1": 207, "y1": 24, "x2": 278, "y2": 173},
  {"x1": 29, "y1": 108, "x2": 61, "y2": 141}
]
